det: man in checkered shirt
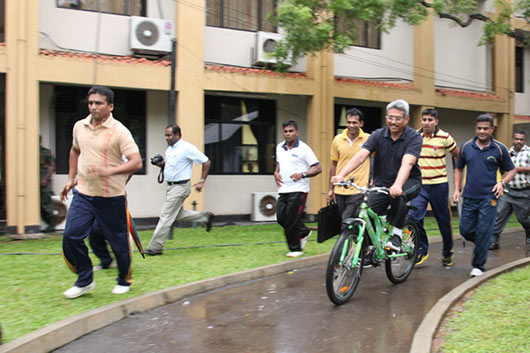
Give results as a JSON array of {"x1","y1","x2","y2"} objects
[{"x1": 489, "y1": 130, "x2": 530, "y2": 250}]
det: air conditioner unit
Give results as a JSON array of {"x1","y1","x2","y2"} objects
[
  {"x1": 251, "y1": 192, "x2": 279, "y2": 222},
  {"x1": 253, "y1": 31, "x2": 291, "y2": 66},
  {"x1": 40, "y1": 195, "x2": 72, "y2": 231},
  {"x1": 130, "y1": 16, "x2": 174, "y2": 54}
]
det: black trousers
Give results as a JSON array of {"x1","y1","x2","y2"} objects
[
  {"x1": 367, "y1": 179, "x2": 420, "y2": 229},
  {"x1": 335, "y1": 193, "x2": 364, "y2": 232},
  {"x1": 277, "y1": 192, "x2": 310, "y2": 252}
]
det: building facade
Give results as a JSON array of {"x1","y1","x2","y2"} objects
[{"x1": 0, "y1": 0, "x2": 529, "y2": 234}]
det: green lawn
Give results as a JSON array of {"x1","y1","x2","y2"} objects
[
  {"x1": 438, "y1": 266, "x2": 530, "y2": 353},
  {"x1": 0, "y1": 215, "x2": 521, "y2": 344},
  {"x1": 0, "y1": 223, "x2": 333, "y2": 343}
]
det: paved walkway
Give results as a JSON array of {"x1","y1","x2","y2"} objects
[{"x1": 53, "y1": 230, "x2": 529, "y2": 353}]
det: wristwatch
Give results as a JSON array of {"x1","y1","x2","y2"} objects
[
  {"x1": 501, "y1": 180, "x2": 507, "y2": 188},
  {"x1": 302, "y1": 172, "x2": 307, "y2": 179}
]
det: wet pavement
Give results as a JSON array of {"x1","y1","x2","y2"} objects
[{"x1": 54, "y1": 230, "x2": 528, "y2": 353}]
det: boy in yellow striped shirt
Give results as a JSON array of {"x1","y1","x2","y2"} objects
[{"x1": 408, "y1": 109, "x2": 459, "y2": 267}]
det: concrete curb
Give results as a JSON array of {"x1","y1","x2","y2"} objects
[
  {"x1": 409, "y1": 256, "x2": 530, "y2": 353},
  {"x1": 0, "y1": 253, "x2": 329, "y2": 353}
]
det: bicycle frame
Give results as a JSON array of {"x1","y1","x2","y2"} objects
[{"x1": 341, "y1": 198, "x2": 411, "y2": 269}]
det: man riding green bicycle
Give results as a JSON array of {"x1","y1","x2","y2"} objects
[{"x1": 331, "y1": 99, "x2": 422, "y2": 253}]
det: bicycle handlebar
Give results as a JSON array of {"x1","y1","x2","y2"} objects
[{"x1": 332, "y1": 180, "x2": 389, "y2": 195}]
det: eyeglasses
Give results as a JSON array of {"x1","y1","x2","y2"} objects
[
  {"x1": 385, "y1": 115, "x2": 405, "y2": 122},
  {"x1": 283, "y1": 129, "x2": 295, "y2": 133}
]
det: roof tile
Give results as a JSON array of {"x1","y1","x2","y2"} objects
[
  {"x1": 39, "y1": 49, "x2": 171, "y2": 67},
  {"x1": 435, "y1": 88, "x2": 502, "y2": 101},
  {"x1": 334, "y1": 77, "x2": 418, "y2": 90},
  {"x1": 205, "y1": 64, "x2": 307, "y2": 78}
]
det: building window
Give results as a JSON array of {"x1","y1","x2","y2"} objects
[
  {"x1": 54, "y1": 86, "x2": 147, "y2": 175},
  {"x1": 57, "y1": 0, "x2": 146, "y2": 16},
  {"x1": 205, "y1": 95, "x2": 276, "y2": 174},
  {"x1": 0, "y1": 0, "x2": 4, "y2": 42},
  {"x1": 206, "y1": 0, "x2": 276, "y2": 32},
  {"x1": 515, "y1": 46, "x2": 524, "y2": 93},
  {"x1": 336, "y1": 16, "x2": 380, "y2": 50}
]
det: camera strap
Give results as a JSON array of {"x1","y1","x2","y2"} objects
[{"x1": 158, "y1": 168, "x2": 164, "y2": 184}]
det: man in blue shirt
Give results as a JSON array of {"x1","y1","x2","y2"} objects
[
  {"x1": 144, "y1": 124, "x2": 214, "y2": 256},
  {"x1": 453, "y1": 114, "x2": 515, "y2": 277}
]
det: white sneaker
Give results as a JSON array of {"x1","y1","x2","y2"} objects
[
  {"x1": 93, "y1": 261, "x2": 117, "y2": 271},
  {"x1": 470, "y1": 268, "x2": 484, "y2": 277},
  {"x1": 64, "y1": 281, "x2": 95, "y2": 299},
  {"x1": 286, "y1": 251, "x2": 304, "y2": 258},
  {"x1": 112, "y1": 285, "x2": 131, "y2": 295},
  {"x1": 300, "y1": 231, "x2": 312, "y2": 250}
]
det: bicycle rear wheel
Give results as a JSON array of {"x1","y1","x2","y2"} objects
[
  {"x1": 385, "y1": 220, "x2": 419, "y2": 284},
  {"x1": 326, "y1": 225, "x2": 364, "y2": 305}
]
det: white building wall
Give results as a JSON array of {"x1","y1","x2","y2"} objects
[
  {"x1": 334, "y1": 21, "x2": 414, "y2": 82},
  {"x1": 39, "y1": 0, "x2": 175, "y2": 55},
  {"x1": 125, "y1": 91, "x2": 170, "y2": 218},
  {"x1": 434, "y1": 18, "x2": 491, "y2": 91},
  {"x1": 204, "y1": 27, "x2": 307, "y2": 72},
  {"x1": 515, "y1": 47, "x2": 530, "y2": 116}
]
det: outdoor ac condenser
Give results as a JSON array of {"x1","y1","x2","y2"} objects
[
  {"x1": 130, "y1": 16, "x2": 174, "y2": 54},
  {"x1": 253, "y1": 31, "x2": 292, "y2": 66},
  {"x1": 251, "y1": 192, "x2": 279, "y2": 222}
]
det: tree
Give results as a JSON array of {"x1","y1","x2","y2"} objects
[{"x1": 270, "y1": 0, "x2": 530, "y2": 70}]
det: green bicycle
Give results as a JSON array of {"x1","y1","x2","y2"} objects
[{"x1": 326, "y1": 179, "x2": 420, "y2": 305}]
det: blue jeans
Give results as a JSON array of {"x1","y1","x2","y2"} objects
[{"x1": 459, "y1": 198, "x2": 497, "y2": 271}]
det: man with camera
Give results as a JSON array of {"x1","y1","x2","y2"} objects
[{"x1": 144, "y1": 124, "x2": 214, "y2": 256}]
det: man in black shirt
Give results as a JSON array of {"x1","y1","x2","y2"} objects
[{"x1": 332, "y1": 99, "x2": 422, "y2": 251}]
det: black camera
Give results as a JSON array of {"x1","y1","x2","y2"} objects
[{"x1": 150, "y1": 154, "x2": 164, "y2": 166}]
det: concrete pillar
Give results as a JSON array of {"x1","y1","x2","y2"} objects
[
  {"x1": 174, "y1": 0, "x2": 206, "y2": 211},
  {"x1": 5, "y1": 0, "x2": 40, "y2": 234},
  {"x1": 413, "y1": 7, "x2": 435, "y2": 104},
  {"x1": 492, "y1": 32, "x2": 515, "y2": 145},
  {"x1": 306, "y1": 50, "x2": 334, "y2": 214}
]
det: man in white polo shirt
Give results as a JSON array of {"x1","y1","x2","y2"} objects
[{"x1": 274, "y1": 120, "x2": 322, "y2": 257}]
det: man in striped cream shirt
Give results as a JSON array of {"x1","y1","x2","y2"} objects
[{"x1": 408, "y1": 109, "x2": 459, "y2": 267}]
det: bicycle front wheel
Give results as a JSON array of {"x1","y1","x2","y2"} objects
[
  {"x1": 326, "y1": 225, "x2": 364, "y2": 305},
  {"x1": 385, "y1": 220, "x2": 419, "y2": 284}
]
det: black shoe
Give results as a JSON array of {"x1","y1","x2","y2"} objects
[
  {"x1": 144, "y1": 249, "x2": 162, "y2": 256},
  {"x1": 441, "y1": 255, "x2": 454, "y2": 267},
  {"x1": 385, "y1": 235, "x2": 402, "y2": 252},
  {"x1": 415, "y1": 253, "x2": 429, "y2": 265},
  {"x1": 363, "y1": 251, "x2": 373, "y2": 268},
  {"x1": 488, "y1": 242, "x2": 500, "y2": 251},
  {"x1": 206, "y1": 212, "x2": 214, "y2": 232}
]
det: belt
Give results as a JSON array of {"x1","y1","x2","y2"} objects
[{"x1": 167, "y1": 179, "x2": 190, "y2": 185}]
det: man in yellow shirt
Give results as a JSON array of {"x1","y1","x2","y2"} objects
[{"x1": 327, "y1": 108, "x2": 371, "y2": 230}]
